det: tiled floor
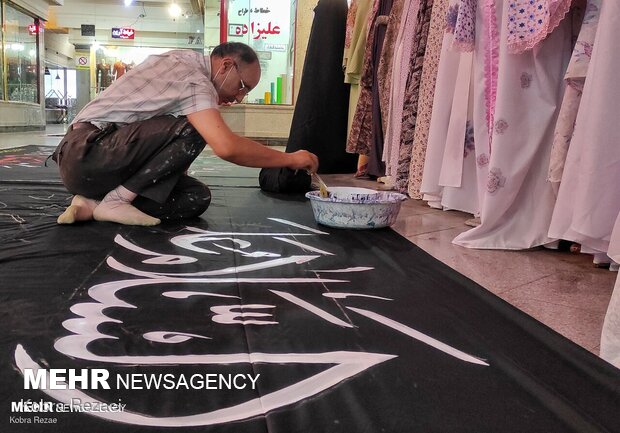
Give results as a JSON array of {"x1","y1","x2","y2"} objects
[{"x1": 1, "y1": 125, "x2": 616, "y2": 357}]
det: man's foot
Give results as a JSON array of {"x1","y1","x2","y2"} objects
[
  {"x1": 57, "y1": 195, "x2": 99, "y2": 224},
  {"x1": 92, "y1": 186, "x2": 160, "y2": 226},
  {"x1": 93, "y1": 202, "x2": 160, "y2": 226}
]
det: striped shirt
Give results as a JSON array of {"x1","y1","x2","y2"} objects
[{"x1": 73, "y1": 50, "x2": 219, "y2": 128}]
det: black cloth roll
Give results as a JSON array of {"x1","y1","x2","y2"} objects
[{"x1": 258, "y1": 167, "x2": 311, "y2": 193}]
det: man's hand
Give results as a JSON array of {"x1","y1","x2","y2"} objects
[{"x1": 288, "y1": 150, "x2": 319, "y2": 174}]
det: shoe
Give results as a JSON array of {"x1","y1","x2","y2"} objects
[
  {"x1": 464, "y1": 217, "x2": 481, "y2": 227},
  {"x1": 377, "y1": 176, "x2": 395, "y2": 191}
]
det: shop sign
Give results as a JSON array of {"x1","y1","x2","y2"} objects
[
  {"x1": 228, "y1": 22, "x2": 281, "y2": 40},
  {"x1": 111, "y1": 27, "x2": 135, "y2": 40},
  {"x1": 28, "y1": 24, "x2": 39, "y2": 35},
  {"x1": 265, "y1": 43, "x2": 286, "y2": 52},
  {"x1": 237, "y1": 7, "x2": 271, "y2": 15}
]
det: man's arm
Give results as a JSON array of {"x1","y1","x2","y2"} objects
[{"x1": 188, "y1": 108, "x2": 319, "y2": 173}]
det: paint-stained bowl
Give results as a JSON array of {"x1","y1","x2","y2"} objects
[
  {"x1": 321, "y1": 186, "x2": 380, "y2": 203},
  {"x1": 305, "y1": 187, "x2": 407, "y2": 229}
]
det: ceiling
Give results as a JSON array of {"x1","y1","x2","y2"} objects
[{"x1": 47, "y1": 0, "x2": 214, "y2": 36}]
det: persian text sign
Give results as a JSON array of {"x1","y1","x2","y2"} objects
[{"x1": 111, "y1": 28, "x2": 135, "y2": 40}]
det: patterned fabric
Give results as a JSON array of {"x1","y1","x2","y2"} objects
[
  {"x1": 548, "y1": 0, "x2": 599, "y2": 188},
  {"x1": 344, "y1": 0, "x2": 359, "y2": 52},
  {"x1": 344, "y1": 0, "x2": 373, "y2": 84},
  {"x1": 346, "y1": 0, "x2": 382, "y2": 156},
  {"x1": 564, "y1": 0, "x2": 596, "y2": 85},
  {"x1": 407, "y1": 0, "x2": 449, "y2": 199},
  {"x1": 453, "y1": 0, "x2": 573, "y2": 250},
  {"x1": 383, "y1": 0, "x2": 420, "y2": 178},
  {"x1": 366, "y1": 0, "x2": 395, "y2": 177},
  {"x1": 463, "y1": 120, "x2": 475, "y2": 157},
  {"x1": 73, "y1": 50, "x2": 218, "y2": 129},
  {"x1": 487, "y1": 167, "x2": 506, "y2": 194},
  {"x1": 452, "y1": 0, "x2": 476, "y2": 51},
  {"x1": 446, "y1": 3, "x2": 459, "y2": 32},
  {"x1": 344, "y1": 0, "x2": 374, "y2": 150},
  {"x1": 507, "y1": 0, "x2": 572, "y2": 54},
  {"x1": 377, "y1": 0, "x2": 406, "y2": 133},
  {"x1": 395, "y1": 0, "x2": 434, "y2": 194}
]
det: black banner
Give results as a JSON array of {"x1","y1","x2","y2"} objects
[{"x1": 0, "y1": 147, "x2": 618, "y2": 432}]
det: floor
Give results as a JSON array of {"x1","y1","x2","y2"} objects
[{"x1": 1, "y1": 124, "x2": 616, "y2": 358}]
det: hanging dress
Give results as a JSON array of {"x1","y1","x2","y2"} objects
[
  {"x1": 548, "y1": 0, "x2": 598, "y2": 195},
  {"x1": 344, "y1": 0, "x2": 374, "y2": 141},
  {"x1": 394, "y1": 0, "x2": 435, "y2": 194},
  {"x1": 347, "y1": 0, "x2": 393, "y2": 178},
  {"x1": 548, "y1": 0, "x2": 620, "y2": 256},
  {"x1": 453, "y1": 0, "x2": 573, "y2": 249},
  {"x1": 420, "y1": 0, "x2": 478, "y2": 215},
  {"x1": 407, "y1": 0, "x2": 449, "y2": 199},
  {"x1": 377, "y1": 0, "x2": 406, "y2": 134},
  {"x1": 383, "y1": 0, "x2": 420, "y2": 180}
]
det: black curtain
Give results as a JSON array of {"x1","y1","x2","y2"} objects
[
  {"x1": 263, "y1": 0, "x2": 356, "y2": 184},
  {"x1": 288, "y1": 0, "x2": 356, "y2": 174}
]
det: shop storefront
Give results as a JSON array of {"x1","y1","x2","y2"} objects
[
  {"x1": 81, "y1": 1, "x2": 297, "y2": 106},
  {"x1": 1, "y1": 0, "x2": 314, "y2": 135},
  {"x1": 223, "y1": 0, "x2": 296, "y2": 105},
  {"x1": 0, "y1": 0, "x2": 46, "y2": 131}
]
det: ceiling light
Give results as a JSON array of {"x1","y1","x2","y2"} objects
[
  {"x1": 169, "y1": 2, "x2": 182, "y2": 18},
  {"x1": 124, "y1": 0, "x2": 133, "y2": 5}
]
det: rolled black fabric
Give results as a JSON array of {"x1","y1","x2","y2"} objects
[
  {"x1": 285, "y1": 0, "x2": 357, "y2": 174},
  {"x1": 258, "y1": 167, "x2": 311, "y2": 193}
]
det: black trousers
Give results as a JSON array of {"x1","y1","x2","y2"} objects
[{"x1": 52, "y1": 115, "x2": 211, "y2": 220}]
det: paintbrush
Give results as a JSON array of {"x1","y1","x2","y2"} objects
[{"x1": 308, "y1": 171, "x2": 330, "y2": 198}]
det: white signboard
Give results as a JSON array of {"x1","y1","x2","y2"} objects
[{"x1": 75, "y1": 55, "x2": 90, "y2": 68}]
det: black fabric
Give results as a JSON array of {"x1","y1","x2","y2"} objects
[
  {"x1": 284, "y1": 0, "x2": 357, "y2": 174},
  {"x1": 258, "y1": 167, "x2": 311, "y2": 193},
  {"x1": 1, "y1": 147, "x2": 619, "y2": 433},
  {"x1": 1, "y1": 145, "x2": 61, "y2": 181}
]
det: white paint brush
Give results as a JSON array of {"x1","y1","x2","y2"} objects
[{"x1": 308, "y1": 171, "x2": 330, "y2": 198}]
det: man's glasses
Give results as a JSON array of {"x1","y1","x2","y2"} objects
[{"x1": 233, "y1": 62, "x2": 249, "y2": 96}]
